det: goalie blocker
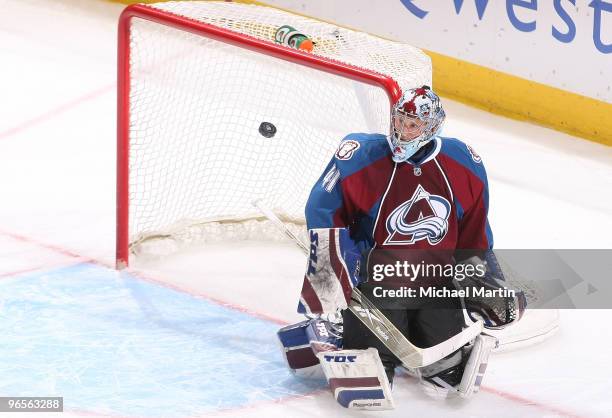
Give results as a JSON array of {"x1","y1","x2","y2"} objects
[{"x1": 277, "y1": 317, "x2": 342, "y2": 378}]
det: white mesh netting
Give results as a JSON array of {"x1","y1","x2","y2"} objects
[{"x1": 125, "y1": 1, "x2": 431, "y2": 253}]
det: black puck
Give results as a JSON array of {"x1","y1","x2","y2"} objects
[{"x1": 259, "y1": 121, "x2": 277, "y2": 138}]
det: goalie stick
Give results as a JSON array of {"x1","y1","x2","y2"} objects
[
  {"x1": 251, "y1": 200, "x2": 483, "y2": 368},
  {"x1": 251, "y1": 199, "x2": 310, "y2": 253},
  {"x1": 349, "y1": 286, "x2": 482, "y2": 368}
]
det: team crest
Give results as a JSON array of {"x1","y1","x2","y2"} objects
[
  {"x1": 467, "y1": 144, "x2": 482, "y2": 163},
  {"x1": 335, "y1": 140, "x2": 360, "y2": 160},
  {"x1": 384, "y1": 184, "x2": 451, "y2": 245}
]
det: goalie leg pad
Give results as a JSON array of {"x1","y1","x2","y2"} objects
[
  {"x1": 277, "y1": 320, "x2": 322, "y2": 378},
  {"x1": 317, "y1": 348, "x2": 394, "y2": 410},
  {"x1": 419, "y1": 334, "x2": 497, "y2": 399},
  {"x1": 457, "y1": 334, "x2": 497, "y2": 398},
  {"x1": 297, "y1": 227, "x2": 362, "y2": 314},
  {"x1": 419, "y1": 350, "x2": 464, "y2": 399}
]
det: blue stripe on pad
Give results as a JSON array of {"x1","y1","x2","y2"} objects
[{"x1": 337, "y1": 389, "x2": 385, "y2": 408}]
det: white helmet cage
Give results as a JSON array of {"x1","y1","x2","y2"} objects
[{"x1": 389, "y1": 86, "x2": 446, "y2": 162}]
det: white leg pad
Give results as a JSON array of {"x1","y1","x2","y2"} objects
[
  {"x1": 458, "y1": 334, "x2": 498, "y2": 398},
  {"x1": 317, "y1": 348, "x2": 395, "y2": 410}
]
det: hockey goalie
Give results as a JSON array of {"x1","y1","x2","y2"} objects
[{"x1": 277, "y1": 86, "x2": 526, "y2": 409}]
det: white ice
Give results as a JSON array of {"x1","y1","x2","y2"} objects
[{"x1": 1, "y1": 1, "x2": 612, "y2": 417}]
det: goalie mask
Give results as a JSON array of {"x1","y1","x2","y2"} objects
[{"x1": 389, "y1": 86, "x2": 445, "y2": 162}]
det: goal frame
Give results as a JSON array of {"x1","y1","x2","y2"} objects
[{"x1": 116, "y1": 3, "x2": 402, "y2": 269}]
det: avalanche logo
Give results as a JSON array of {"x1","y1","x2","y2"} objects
[
  {"x1": 467, "y1": 144, "x2": 482, "y2": 163},
  {"x1": 384, "y1": 185, "x2": 450, "y2": 245},
  {"x1": 335, "y1": 140, "x2": 360, "y2": 160}
]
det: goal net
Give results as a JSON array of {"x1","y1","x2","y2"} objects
[{"x1": 117, "y1": 1, "x2": 431, "y2": 265}]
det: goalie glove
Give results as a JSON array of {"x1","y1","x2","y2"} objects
[
  {"x1": 277, "y1": 317, "x2": 343, "y2": 378},
  {"x1": 455, "y1": 252, "x2": 526, "y2": 329}
]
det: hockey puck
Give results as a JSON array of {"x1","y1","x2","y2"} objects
[{"x1": 258, "y1": 122, "x2": 277, "y2": 138}]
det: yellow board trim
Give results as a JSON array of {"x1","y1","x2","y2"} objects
[
  {"x1": 428, "y1": 51, "x2": 611, "y2": 146},
  {"x1": 109, "y1": 0, "x2": 611, "y2": 146}
]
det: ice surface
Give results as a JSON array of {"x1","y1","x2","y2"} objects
[{"x1": 0, "y1": 263, "x2": 325, "y2": 417}]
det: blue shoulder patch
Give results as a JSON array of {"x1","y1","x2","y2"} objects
[{"x1": 334, "y1": 133, "x2": 390, "y2": 178}]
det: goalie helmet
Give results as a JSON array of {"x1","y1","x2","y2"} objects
[{"x1": 389, "y1": 86, "x2": 445, "y2": 162}]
